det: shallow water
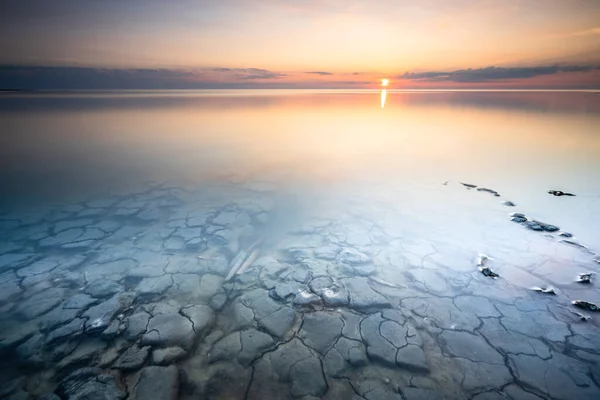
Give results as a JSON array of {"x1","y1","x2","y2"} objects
[{"x1": 1, "y1": 90, "x2": 599, "y2": 399}]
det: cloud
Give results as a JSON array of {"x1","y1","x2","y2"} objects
[
  {"x1": 570, "y1": 27, "x2": 600, "y2": 37},
  {"x1": 0, "y1": 65, "x2": 286, "y2": 89},
  {"x1": 400, "y1": 65, "x2": 600, "y2": 82},
  {"x1": 305, "y1": 71, "x2": 333, "y2": 75},
  {"x1": 235, "y1": 68, "x2": 285, "y2": 80}
]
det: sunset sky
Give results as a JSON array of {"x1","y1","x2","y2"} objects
[{"x1": 1, "y1": 0, "x2": 599, "y2": 89}]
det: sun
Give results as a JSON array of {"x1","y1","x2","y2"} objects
[{"x1": 381, "y1": 79, "x2": 389, "y2": 87}]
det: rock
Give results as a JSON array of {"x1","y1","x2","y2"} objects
[
  {"x1": 402, "y1": 388, "x2": 443, "y2": 400},
  {"x1": 141, "y1": 312, "x2": 196, "y2": 350},
  {"x1": 396, "y1": 344, "x2": 428, "y2": 372},
  {"x1": 323, "y1": 347, "x2": 347, "y2": 378},
  {"x1": 114, "y1": 345, "x2": 150, "y2": 370},
  {"x1": 309, "y1": 276, "x2": 349, "y2": 307},
  {"x1": 63, "y1": 293, "x2": 97, "y2": 310},
  {"x1": 39, "y1": 394, "x2": 61, "y2": 400},
  {"x1": 209, "y1": 290, "x2": 228, "y2": 311},
  {"x1": 83, "y1": 292, "x2": 136, "y2": 334},
  {"x1": 341, "y1": 311, "x2": 363, "y2": 341},
  {"x1": 84, "y1": 279, "x2": 123, "y2": 298},
  {"x1": 46, "y1": 318, "x2": 85, "y2": 344},
  {"x1": 479, "y1": 266, "x2": 499, "y2": 278},
  {"x1": 209, "y1": 332, "x2": 242, "y2": 363},
  {"x1": 58, "y1": 339, "x2": 108, "y2": 371},
  {"x1": 39, "y1": 228, "x2": 84, "y2": 247},
  {"x1": 198, "y1": 273, "x2": 224, "y2": 301},
  {"x1": 269, "y1": 338, "x2": 313, "y2": 381},
  {"x1": 205, "y1": 361, "x2": 252, "y2": 399},
  {"x1": 239, "y1": 329, "x2": 275, "y2": 366},
  {"x1": 102, "y1": 319, "x2": 125, "y2": 339},
  {"x1": 315, "y1": 245, "x2": 341, "y2": 260},
  {"x1": 0, "y1": 271, "x2": 22, "y2": 303},
  {"x1": 99, "y1": 341, "x2": 129, "y2": 367},
  {"x1": 502, "y1": 201, "x2": 516, "y2": 206},
  {"x1": 16, "y1": 334, "x2": 44, "y2": 365},
  {"x1": 439, "y1": 330, "x2": 504, "y2": 364},
  {"x1": 572, "y1": 300, "x2": 599, "y2": 312},
  {"x1": 338, "y1": 248, "x2": 370, "y2": 265},
  {"x1": 477, "y1": 187, "x2": 500, "y2": 196},
  {"x1": 16, "y1": 259, "x2": 59, "y2": 278},
  {"x1": 0, "y1": 253, "x2": 37, "y2": 271},
  {"x1": 299, "y1": 312, "x2": 343, "y2": 354},
  {"x1": 180, "y1": 304, "x2": 215, "y2": 334},
  {"x1": 232, "y1": 301, "x2": 256, "y2": 329},
  {"x1": 125, "y1": 312, "x2": 151, "y2": 340},
  {"x1": 271, "y1": 281, "x2": 305, "y2": 302},
  {"x1": 0, "y1": 377, "x2": 25, "y2": 398},
  {"x1": 57, "y1": 368, "x2": 125, "y2": 400},
  {"x1": 290, "y1": 357, "x2": 328, "y2": 397},
  {"x1": 258, "y1": 307, "x2": 296, "y2": 338},
  {"x1": 509, "y1": 353, "x2": 596, "y2": 399},
  {"x1": 531, "y1": 220, "x2": 559, "y2": 232},
  {"x1": 54, "y1": 219, "x2": 93, "y2": 233},
  {"x1": 16, "y1": 287, "x2": 65, "y2": 319},
  {"x1": 343, "y1": 277, "x2": 390, "y2": 311},
  {"x1": 137, "y1": 207, "x2": 161, "y2": 222},
  {"x1": 524, "y1": 221, "x2": 543, "y2": 231},
  {"x1": 212, "y1": 211, "x2": 239, "y2": 226},
  {"x1": 548, "y1": 190, "x2": 575, "y2": 196},
  {"x1": 136, "y1": 275, "x2": 173, "y2": 295},
  {"x1": 353, "y1": 264, "x2": 376, "y2": 276},
  {"x1": 360, "y1": 313, "x2": 399, "y2": 367},
  {"x1": 293, "y1": 290, "x2": 322, "y2": 306},
  {"x1": 152, "y1": 347, "x2": 187, "y2": 365},
  {"x1": 558, "y1": 231, "x2": 573, "y2": 238},
  {"x1": 132, "y1": 365, "x2": 179, "y2": 400}
]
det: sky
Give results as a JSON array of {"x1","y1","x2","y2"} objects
[{"x1": 1, "y1": 0, "x2": 599, "y2": 89}]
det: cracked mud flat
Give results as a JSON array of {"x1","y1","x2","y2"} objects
[{"x1": 1, "y1": 179, "x2": 599, "y2": 400}]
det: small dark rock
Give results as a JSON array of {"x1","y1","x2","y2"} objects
[
  {"x1": 572, "y1": 300, "x2": 599, "y2": 312},
  {"x1": 477, "y1": 188, "x2": 500, "y2": 196},
  {"x1": 479, "y1": 266, "x2": 499, "y2": 278},
  {"x1": 548, "y1": 190, "x2": 575, "y2": 196},
  {"x1": 524, "y1": 221, "x2": 543, "y2": 231}
]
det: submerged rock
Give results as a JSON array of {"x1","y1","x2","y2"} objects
[
  {"x1": 502, "y1": 201, "x2": 516, "y2": 206},
  {"x1": 132, "y1": 365, "x2": 179, "y2": 400},
  {"x1": 531, "y1": 220, "x2": 559, "y2": 232},
  {"x1": 510, "y1": 213, "x2": 527, "y2": 223},
  {"x1": 151, "y1": 347, "x2": 187, "y2": 365},
  {"x1": 57, "y1": 368, "x2": 125, "y2": 400},
  {"x1": 114, "y1": 345, "x2": 150, "y2": 370}
]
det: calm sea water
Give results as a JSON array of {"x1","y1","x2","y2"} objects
[
  {"x1": 1, "y1": 90, "x2": 599, "y2": 246},
  {"x1": 2, "y1": 90, "x2": 600, "y2": 398}
]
